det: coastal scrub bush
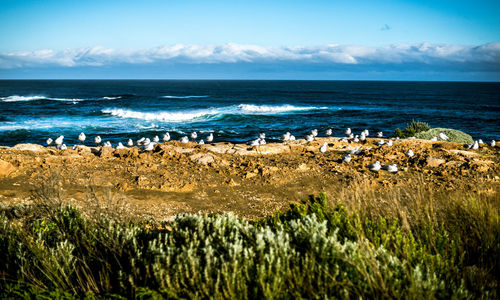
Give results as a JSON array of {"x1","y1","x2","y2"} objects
[
  {"x1": 0, "y1": 191, "x2": 497, "y2": 298},
  {"x1": 393, "y1": 120, "x2": 430, "y2": 138},
  {"x1": 415, "y1": 128, "x2": 474, "y2": 144}
]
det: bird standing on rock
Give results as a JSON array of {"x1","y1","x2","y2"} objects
[
  {"x1": 163, "y1": 133, "x2": 170, "y2": 142},
  {"x1": 311, "y1": 129, "x2": 318, "y2": 137},
  {"x1": 319, "y1": 142, "x2": 327, "y2": 153},
  {"x1": 94, "y1": 136, "x2": 102, "y2": 146},
  {"x1": 153, "y1": 136, "x2": 160, "y2": 143},
  {"x1": 342, "y1": 154, "x2": 352, "y2": 162},
  {"x1": 406, "y1": 149, "x2": 414, "y2": 157},
  {"x1": 78, "y1": 132, "x2": 86, "y2": 144},
  {"x1": 180, "y1": 136, "x2": 189, "y2": 144},
  {"x1": 377, "y1": 131, "x2": 383, "y2": 138},
  {"x1": 127, "y1": 139, "x2": 134, "y2": 147},
  {"x1": 190, "y1": 132, "x2": 197, "y2": 141},
  {"x1": 305, "y1": 134, "x2": 314, "y2": 142},
  {"x1": 116, "y1": 142, "x2": 126, "y2": 150},
  {"x1": 55, "y1": 135, "x2": 64, "y2": 146},
  {"x1": 491, "y1": 140, "x2": 496, "y2": 147},
  {"x1": 439, "y1": 133, "x2": 449, "y2": 140},
  {"x1": 345, "y1": 128, "x2": 351, "y2": 136},
  {"x1": 206, "y1": 133, "x2": 214, "y2": 143},
  {"x1": 367, "y1": 161, "x2": 381, "y2": 171},
  {"x1": 259, "y1": 133, "x2": 266, "y2": 139},
  {"x1": 325, "y1": 129, "x2": 332, "y2": 136},
  {"x1": 199, "y1": 139, "x2": 205, "y2": 145},
  {"x1": 46, "y1": 138, "x2": 53, "y2": 146}
]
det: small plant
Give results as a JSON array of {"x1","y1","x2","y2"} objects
[
  {"x1": 393, "y1": 120, "x2": 430, "y2": 138},
  {"x1": 415, "y1": 128, "x2": 474, "y2": 144}
]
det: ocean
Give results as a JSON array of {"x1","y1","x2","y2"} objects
[{"x1": 0, "y1": 80, "x2": 499, "y2": 147}]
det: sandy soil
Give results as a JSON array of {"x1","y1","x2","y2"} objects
[{"x1": 0, "y1": 138, "x2": 498, "y2": 220}]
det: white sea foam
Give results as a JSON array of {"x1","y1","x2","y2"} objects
[
  {"x1": 161, "y1": 95, "x2": 209, "y2": 99},
  {"x1": 101, "y1": 96, "x2": 122, "y2": 100},
  {"x1": 0, "y1": 95, "x2": 83, "y2": 102},
  {"x1": 101, "y1": 104, "x2": 327, "y2": 123}
]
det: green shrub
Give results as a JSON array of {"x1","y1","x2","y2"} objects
[
  {"x1": 415, "y1": 128, "x2": 474, "y2": 144},
  {"x1": 393, "y1": 120, "x2": 430, "y2": 138}
]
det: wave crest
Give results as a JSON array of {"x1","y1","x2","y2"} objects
[{"x1": 0, "y1": 95, "x2": 83, "y2": 102}]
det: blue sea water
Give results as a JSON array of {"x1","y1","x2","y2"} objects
[{"x1": 0, "y1": 80, "x2": 499, "y2": 147}]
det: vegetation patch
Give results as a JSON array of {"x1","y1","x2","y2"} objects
[
  {"x1": 0, "y1": 191, "x2": 498, "y2": 299},
  {"x1": 415, "y1": 128, "x2": 474, "y2": 144}
]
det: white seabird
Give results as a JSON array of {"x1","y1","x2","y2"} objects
[
  {"x1": 289, "y1": 135, "x2": 296, "y2": 141},
  {"x1": 259, "y1": 138, "x2": 266, "y2": 145},
  {"x1": 46, "y1": 138, "x2": 53, "y2": 146},
  {"x1": 137, "y1": 137, "x2": 145, "y2": 145},
  {"x1": 153, "y1": 135, "x2": 160, "y2": 143},
  {"x1": 206, "y1": 133, "x2": 214, "y2": 143},
  {"x1": 439, "y1": 133, "x2": 449, "y2": 140},
  {"x1": 259, "y1": 133, "x2": 266, "y2": 139},
  {"x1": 386, "y1": 140, "x2": 393, "y2": 146},
  {"x1": 406, "y1": 149, "x2": 414, "y2": 157},
  {"x1": 55, "y1": 135, "x2": 64, "y2": 146},
  {"x1": 363, "y1": 129, "x2": 369, "y2": 136},
  {"x1": 377, "y1": 131, "x2": 383, "y2": 138},
  {"x1": 250, "y1": 139, "x2": 260, "y2": 146},
  {"x1": 58, "y1": 144, "x2": 67, "y2": 150},
  {"x1": 163, "y1": 133, "x2": 171, "y2": 142},
  {"x1": 78, "y1": 132, "x2": 86, "y2": 144},
  {"x1": 347, "y1": 147, "x2": 361, "y2": 155},
  {"x1": 374, "y1": 140, "x2": 385, "y2": 146},
  {"x1": 104, "y1": 141, "x2": 112, "y2": 147},
  {"x1": 430, "y1": 136, "x2": 438, "y2": 141},
  {"x1": 281, "y1": 132, "x2": 291, "y2": 142},
  {"x1": 311, "y1": 129, "x2": 318, "y2": 137},
  {"x1": 340, "y1": 137, "x2": 348, "y2": 143},
  {"x1": 305, "y1": 134, "x2": 314, "y2": 142},
  {"x1": 353, "y1": 135, "x2": 360, "y2": 143},
  {"x1": 360, "y1": 132, "x2": 366, "y2": 142},
  {"x1": 478, "y1": 139, "x2": 484, "y2": 144},
  {"x1": 144, "y1": 142, "x2": 155, "y2": 151},
  {"x1": 325, "y1": 129, "x2": 333, "y2": 136},
  {"x1": 342, "y1": 154, "x2": 352, "y2": 162},
  {"x1": 180, "y1": 136, "x2": 189, "y2": 144},
  {"x1": 319, "y1": 142, "x2": 327, "y2": 153},
  {"x1": 345, "y1": 128, "x2": 351, "y2": 136},
  {"x1": 127, "y1": 139, "x2": 134, "y2": 147},
  {"x1": 191, "y1": 132, "x2": 198, "y2": 140},
  {"x1": 348, "y1": 133, "x2": 354, "y2": 139},
  {"x1": 490, "y1": 140, "x2": 496, "y2": 147},
  {"x1": 367, "y1": 161, "x2": 381, "y2": 171},
  {"x1": 472, "y1": 140, "x2": 479, "y2": 150},
  {"x1": 94, "y1": 136, "x2": 102, "y2": 146},
  {"x1": 199, "y1": 139, "x2": 205, "y2": 145},
  {"x1": 382, "y1": 164, "x2": 398, "y2": 173},
  {"x1": 116, "y1": 142, "x2": 126, "y2": 150}
]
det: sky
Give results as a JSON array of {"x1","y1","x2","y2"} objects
[{"x1": 0, "y1": 0, "x2": 499, "y2": 80}]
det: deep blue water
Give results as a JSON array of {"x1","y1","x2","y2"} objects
[{"x1": 0, "y1": 80, "x2": 499, "y2": 146}]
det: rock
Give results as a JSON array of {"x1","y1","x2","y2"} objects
[
  {"x1": 97, "y1": 146, "x2": 114, "y2": 158},
  {"x1": 244, "y1": 172, "x2": 257, "y2": 179},
  {"x1": 11, "y1": 143, "x2": 46, "y2": 152},
  {"x1": 72, "y1": 145, "x2": 92, "y2": 154},
  {"x1": 0, "y1": 159, "x2": 16, "y2": 177},
  {"x1": 189, "y1": 153, "x2": 216, "y2": 165},
  {"x1": 114, "y1": 147, "x2": 139, "y2": 158},
  {"x1": 426, "y1": 157, "x2": 445, "y2": 168}
]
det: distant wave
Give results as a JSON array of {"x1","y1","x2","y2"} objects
[
  {"x1": 101, "y1": 104, "x2": 327, "y2": 122},
  {"x1": 161, "y1": 95, "x2": 210, "y2": 99},
  {"x1": 100, "y1": 96, "x2": 122, "y2": 100},
  {"x1": 0, "y1": 95, "x2": 83, "y2": 102}
]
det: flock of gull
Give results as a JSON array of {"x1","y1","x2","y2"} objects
[{"x1": 45, "y1": 127, "x2": 496, "y2": 174}]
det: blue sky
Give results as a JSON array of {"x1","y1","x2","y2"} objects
[{"x1": 0, "y1": 0, "x2": 499, "y2": 80}]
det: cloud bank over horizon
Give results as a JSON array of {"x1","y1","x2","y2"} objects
[{"x1": 1, "y1": 42, "x2": 499, "y2": 80}]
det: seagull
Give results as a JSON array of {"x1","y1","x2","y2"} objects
[
  {"x1": 374, "y1": 140, "x2": 385, "y2": 146},
  {"x1": 144, "y1": 142, "x2": 155, "y2": 151},
  {"x1": 190, "y1": 132, "x2": 197, "y2": 140},
  {"x1": 55, "y1": 135, "x2": 64, "y2": 146},
  {"x1": 153, "y1": 135, "x2": 160, "y2": 143},
  {"x1": 250, "y1": 139, "x2": 260, "y2": 146},
  {"x1": 377, "y1": 131, "x2": 383, "y2": 138},
  {"x1": 353, "y1": 135, "x2": 360, "y2": 143},
  {"x1": 363, "y1": 129, "x2": 369, "y2": 136},
  {"x1": 347, "y1": 147, "x2": 361, "y2": 155},
  {"x1": 104, "y1": 141, "x2": 112, "y2": 147},
  {"x1": 305, "y1": 134, "x2": 314, "y2": 142},
  {"x1": 478, "y1": 139, "x2": 484, "y2": 144},
  {"x1": 143, "y1": 138, "x2": 150, "y2": 146},
  {"x1": 137, "y1": 137, "x2": 145, "y2": 145},
  {"x1": 340, "y1": 137, "x2": 348, "y2": 143},
  {"x1": 58, "y1": 144, "x2": 67, "y2": 150},
  {"x1": 367, "y1": 161, "x2": 381, "y2": 171},
  {"x1": 199, "y1": 139, "x2": 205, "y2": 145},
  {"x1": 345, "y1": 128, "x2": 351, "y2": 136},
  {"x1": 342, "y1": 154, "x2": 352, "y2": 162},
  {"x1": 289, "y1": 135, "x2": 296, "y2": 141},
  {"x1": 94, "y1": 136, "x2": 102, "y2": 146},
  {"x1": 490, "y1": 140, "x2": 496, "y2": 147},
  {"x1": 259, "y1": 133, "x2": 266, "y2": 139},
  {"x1": 163, "y1": 133, "x2": 170, "y2": 142},
  {"x1": 180, "y1": 136, "x2": 189, "y2": 144},
  {"x1": 430, "y1": 136, "x2": 438, "y2": 141},
  {"x1": 439, "y1": 133, "x2": 449, "y2": 140},
  {"x1": 78, "y1": 132, "x2": 86, "y2": 144},
  {"x1": 127, "y1": 139, "x2": 134, "y2": 147},
  {"x1": 360, "y1": 132, "x2": 366, "y2": 142},
  {"x1": 382, "y1": 164, "x2": 398, "y2": 173},
  {"x1": 311, "y1": 129, "x2": 318, "y2": 137},
  {"x1": 325, "y1": 129, "x2": 332, "y2": 136},
  {"x1": 116, "y1": 142, "x2": 126, "y2": 150},
  {"x1": 46, "y1": 138, "x2": 53, "y2": 146},
  {"x1": 406, "y1": 149, "x2": 414, "y2": 157},
  {"x1": 319, "y1": 142, "x2": 327, "y2": 153},
  {"x1": 348, "y1": 133, "x2": 354, "y2": 139},
  {"x1": 281, "y1": 132, "x2": 291, "y2": 142},
  {"x1": 386, "y1": 140, "x2": 393, "y2": 146},
  {"x1": 259, "y1": 138, "x2": 266, "y2": 145},
  {"x1": 472, "y1": 140, "x2": 479, "y2": 150},
  {"x1": 206, "y1": 133, "x2": 214, "y2": 143}
]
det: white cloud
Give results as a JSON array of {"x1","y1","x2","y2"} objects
[{"x1": 0, "y1": 42, "x2": 499, "y2": 71}]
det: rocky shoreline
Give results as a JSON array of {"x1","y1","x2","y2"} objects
[{"x1": 0, "y1": 137, "x2": 498, "y2": 220}]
